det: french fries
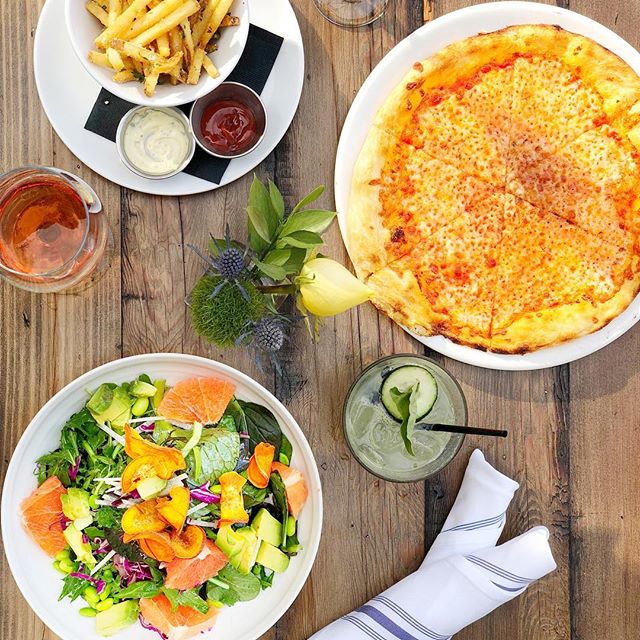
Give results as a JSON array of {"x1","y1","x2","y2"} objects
[{"x1": 85, "y1": 0, "x2": 239, "y2": 96}]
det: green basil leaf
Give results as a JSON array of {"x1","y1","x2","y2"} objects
[
  {"x1": 291, "y1": 185, "x2": 325, "y2": 214},
  {"x1": 238, "y1": 401, "x2": 283, "y2": 455},
  {"x1": 387, "y1": 384, "x2": 420, "y2": 456},
  {"x1": 187, "y1": 428, "x2": 240, "y2": 484},
  {"x1": 277, "y1": 230, "x2": 324, "y2": 249},
  {"x1": 280, "y1": 209, "x2": 336, "y2": 236},
  {"x1": 268, "y1": 180, "x2": 285, "y2": 220},
  {"x1": 117, "y1": 581, "x2": 162, "y2": 600}
]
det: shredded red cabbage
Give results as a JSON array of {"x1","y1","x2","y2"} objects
[
  {"x1": 68, "y1": 456, "x2": 81, "y2": 481},
  {"x1": 94, "y1": 538, "x2": 111, "y2": 554},
  {"x1": 190, "y1": 482, "x2": 220, "y2": 504},
  {"x1": 139, "y1": 614, "x2": 168, "y2": 639},
  {"x1": 239, "y1": 432, "x2": 250, "y2": 439},
  {"x1": 70, "y1": 571, "x2": 106, "y2": 594},
  {"x1": 138, "y1": 422, "x2": 155, "y2": 433},
  {"x1": 113, "y1": 554, "x2": 153, "y2": 585},
  {"x1": 82, "y1": 533, "x2": 89, "y2": 544}
]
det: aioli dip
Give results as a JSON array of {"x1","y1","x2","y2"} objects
[{"x1": 121, "y1": 107, "x2": 192, "y2": 177}]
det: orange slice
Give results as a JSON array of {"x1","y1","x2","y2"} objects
[
  {"x1": 139, "y1": 594, "x2": 219, "y2": 640},
  {"x1": 157, "y1": 377, "x2": 236, "y2": 425},
  {"x1": 21, "y1": 476, "x2": 68, "y2": 557},
  {"x1": 163, "y1": 538, "x2": 229, "y2": 590},
  {"x1": 272, "y1": 462, "x2": 309, "y2": 519}
]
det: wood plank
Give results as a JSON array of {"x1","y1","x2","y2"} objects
[
  {"x1": 0, "y1": 3, "x2": 122, "y2": 640},
  {"x1": 566, "y1": 2, "x2": 640, "y2": 638}
]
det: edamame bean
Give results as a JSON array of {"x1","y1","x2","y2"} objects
[
  {"x1": 88, "y1": 495, "x2": 99, "y2": 509},
  {"x1": 79, "y1": 607, "x2": 97, "y2": 618},
  {"x1": 58, "y1": 559, "x2": 77, "y2": 574},
  {"x1": 52, "y1": 561, "x2": 65, "y2": 574},
  {"x1": 84, "y1": 586, "x2": 99, "y2": 606},
  {"x1": 131, "y1": 396, "x2": 149, "y2": 417},
  {"x1": 99, "y1": 584, "x2": 112, "y2": 600},
  {"x1": 55, "y1": 548, "x2": 71, "y2": 562},
  {"x1": 95, "y1": 598, "x2": 114, "y2": 612},
  {"x1": 102, "y1": 569, "x2": 114, "y2": 581}
]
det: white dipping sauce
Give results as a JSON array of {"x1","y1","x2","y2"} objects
[{"x1": 122, "y1": 107, "x2": 191, "y2": 176}]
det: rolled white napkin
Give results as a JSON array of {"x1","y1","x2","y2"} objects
[
  {"x1": 423, "y1": 449, "x2": 519, "y2": 566},
  {"x1": 309, "y1": 450, "x2": 556, "y2": 640}
]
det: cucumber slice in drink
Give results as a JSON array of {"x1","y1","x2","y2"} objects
[{"x1": 380, "y1": 365, "x2": 438, "y2": 421}]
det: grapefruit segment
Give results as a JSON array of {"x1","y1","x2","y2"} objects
[
  {"x1": 158, "y1": 377, "x2": 236, "y2": 425},
  {"x1": 272, "y1": 462, "x2": 309, "y2": 519},
  {"x1": 21, "y1": 476, "x2": 68, "y2": 557},
  {"x1": 163, "y1": 538, "x2": 229, "y2": 590},
  {"x1": 139, "y1": 594, "x2": 219, "y2": 640}
]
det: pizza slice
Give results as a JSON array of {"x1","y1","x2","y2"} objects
[
  {"x1": 366, "y1": 191, "x2": 506, "y2": 349},
  {"x1": 348, "y1": 129, "x2": 498, "y2": 278},
  {"x1": 490, "y1": 195, "x2": 638, "y2": 353},
  {"x1": 507, "y1": 124, "x2": 640, "y2": 252}
]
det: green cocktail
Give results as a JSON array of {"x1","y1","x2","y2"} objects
[{"x1": 343, "y1": 354, "x2": 467, "y2": 482}]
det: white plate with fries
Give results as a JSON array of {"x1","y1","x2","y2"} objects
[
  {"x1": 66, "y1": 0, "x2": 249, "y2": 105},
  {"x1": 34, "y1": 0, "x2": 305, "y2": 195}
]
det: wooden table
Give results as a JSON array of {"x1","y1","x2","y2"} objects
[{"x1": 2, "y1": 0, "x2": 640, "y2": 638}]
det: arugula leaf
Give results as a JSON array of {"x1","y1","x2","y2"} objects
[
  {"x1": 387, "y1": 384, "x2": 420, "y2": 456},
  {"x1": 96, "y1": 506, "x2": 121, "y2": 529},
  {"x1": 206, "y1": 565, "x2": 261, "y2": 606},
  {"x1": 59, "y1": 574, "x2": 89, "y2": 602},
  {"x1": 161, "y1": 587, "x2": 209, "y2": 614},
  {"x1": 239, "y1": 401, "x2": 282, "y2": 455},
  {"x1": 254, "y1": 564, "x2": 274, "y2": 589},
  {"x1": 104, "y1": 527, "x2": 146, "y2": 562},
  {"x1": 269, "y1": 472, "x2": 288, "y2": 547},
  {"x1": 117, "y1": 581, "x2": 162, "y2": 600},
  {"x1": 187, "y1": 428, "x2": 240, "y2": 484}
]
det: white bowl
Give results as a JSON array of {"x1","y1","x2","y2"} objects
[
  {"x1": 1, "y1": 353, "x2": 323, "y2": 640},
  {"x1": 64, "y1": 0, "x2": 250, "y2": 107}
]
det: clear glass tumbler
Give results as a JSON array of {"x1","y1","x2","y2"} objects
[
  {"x1": 313, "y1": 0, "x2": 390, "y2": 27},
  {"x1": 0, "y1": 167, "x2": 110, "y2": 293}
]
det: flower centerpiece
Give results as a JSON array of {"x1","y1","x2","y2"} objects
[{"x1": 188, "y1": 176, "x2": 371, "y2": 370}]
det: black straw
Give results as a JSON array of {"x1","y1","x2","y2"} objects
[{"x1": 417, "y1": 423, "x2": 508, "y2": 438}]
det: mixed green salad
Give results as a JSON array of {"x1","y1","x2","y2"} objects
[{"x1": 21, "y1": 373, "x2": 308, "y2": 639}]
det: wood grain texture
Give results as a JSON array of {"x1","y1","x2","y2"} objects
[{"x1": 2, "y1": 0, "x2": 640, "y2": 639}]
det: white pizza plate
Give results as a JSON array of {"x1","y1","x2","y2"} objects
[
  {"x1": 335, "y1": 1, "x2": 640, "y2": 371},
  {"x1": 1, "y1": 354, "x2": 322, "y2": 640},
  {"x1": 33, "y1": 0, "x2": 304, "y2": 195}
]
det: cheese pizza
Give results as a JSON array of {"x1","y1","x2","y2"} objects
[{"x1": 347, "y1": 24, "x2": 640, "y2": 353}]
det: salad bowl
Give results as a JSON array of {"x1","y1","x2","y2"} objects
[{"x1": 1, "y1": 353, "x2": 323, "y2": 640}]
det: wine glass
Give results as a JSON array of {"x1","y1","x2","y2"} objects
[
  {"x1": 0, "y1": 167, "x2": 111, "y2": 293},
  {"x1": 313, "y1": 0, "x2": 390, "y2": 27}
]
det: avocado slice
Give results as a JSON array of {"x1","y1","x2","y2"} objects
[
  {"x1": 136, "y1": 476, "x2": 167, "y2": 500},
  {"x1": 63, "y1": 522, "x2": 96, "y2": 567},
  {"x1": 95, "y1": 600, "x2": 139, "y2": 636},
  {"x1": 61, "y1": 488, "x2": 92, "y2": 524},
  {"x1": 152, "y1": 379, "x2": 166, "y2": 409},
  {"x1": 131, "y1": 380, "x2": 158, "y2": 398},
  {"x1": 88, "y1": 385, "x2": 133, "y2": 427},
  {"x1": 251, "y1": 508, "x2": 283, "y2": 547},
  {"x1": 216, "y1": 525, "x2": 259, "y2": 575},
  {"x1": 256, "y1": 540, "x2": 290, "y2": 573}
]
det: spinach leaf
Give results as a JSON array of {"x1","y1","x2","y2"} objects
[
  {"x1": 206, "y1": 565, "x2": 261, "y2": 606},
  {"x1": 242, "y1": 479, "x2": 267, "y2": 509},
  {"x1": 104, "y1": 527, "x2": 146, "y2": 562},
  {"x1": 217, "y1": 414, "x2": 237, "y2": 432},
  {"x1": 254, "y1": 565, "x2": 274, "y2": 589},
  {"x1": 280, "y1": 434, "x2": 293, "y2": 464},
  {"x1": 187, "y1": 429, "x2": 240, "y2": 485},
  {"x1": 117, "y1": 581, "x2": 162, "y2": 600},
  {"x1": 226, "y1": 398, "x2": 247, "y2": 433},
  {"x1": 161, "y1": 587, "x2": 209, "y2": 614},
  {"x1": 387, "y1": 384, "x2": 420, "y2": 456},
  {"x1": 59, "y1": 574, "x2": 89, "y2": 602},
  {"x1": 96, "y1": 506, "x2": 121, "y2": 529},
  {"x1": 239, "y1": 401, "x2": 282, "y2": 455},
  {"x1": 269, "y1": 471, "x2": 288, "y2": 547}
]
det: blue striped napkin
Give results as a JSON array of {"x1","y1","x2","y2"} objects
[{"x1": 309, "y1": 450, "x2": 556, "y2": 639}]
